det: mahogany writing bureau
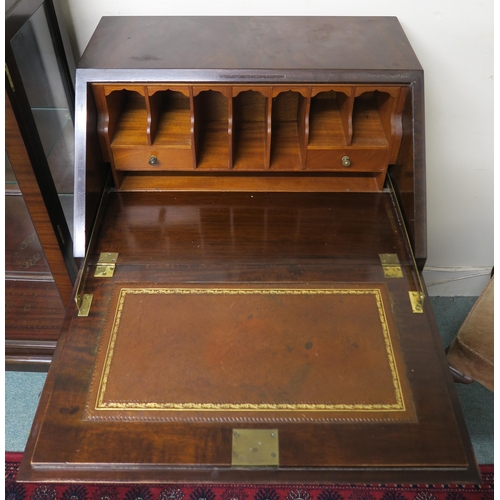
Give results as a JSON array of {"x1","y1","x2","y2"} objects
[{"x1": 19, "y1": 16, "x2": 480, "y2": 484}]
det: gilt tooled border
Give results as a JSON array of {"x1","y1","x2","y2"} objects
[{"x1": 94, "y1": 287, "x2": 406, "y2": 412}]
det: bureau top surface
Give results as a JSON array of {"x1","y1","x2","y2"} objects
[{"x1": 78, "y1": 16, "x2": 422, "y2": 73}]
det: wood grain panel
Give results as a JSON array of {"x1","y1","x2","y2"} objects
[
  {"x1": 5, "y1": 280, "x2": 65, "y2": 341},
  {"x1": 5, "y1": 92, "x2": 73, "y2": 306}
]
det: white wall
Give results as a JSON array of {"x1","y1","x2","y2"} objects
[{"x1": 59, "y1": 0, "x2": 494, "y2": 296}]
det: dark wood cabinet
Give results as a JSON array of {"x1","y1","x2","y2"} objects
[
  {"x1": 18, "y1": 16, "x2": 479, "y2": 484},
  {"x1": 5, "y1": 0, "x2": 77, "y2": 369},
  {"x1": 5, "y1": 95, "x2": 72, "y2": 366},
  {"x1": 5, "y1": 0, "x2": 79, "y2": 366}
]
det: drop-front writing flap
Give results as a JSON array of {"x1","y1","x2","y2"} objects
[{"x1": 19, "y1": 191, "x2": 478, "y2": 484}]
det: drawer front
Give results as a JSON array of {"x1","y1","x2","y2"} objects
[
  {"x1": 305, "y1": 148, "x2": 389, "y2": 172},
  {"x1": 112, "y1": 147, "x2": 194, "y2": 171},
  {"x1": 112, "y1": 147, "x2": 388, "y2": 173}
]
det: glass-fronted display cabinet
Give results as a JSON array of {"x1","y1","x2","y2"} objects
[{"x1": 6, "y1": 0, "x2": 78, "y2": 366}]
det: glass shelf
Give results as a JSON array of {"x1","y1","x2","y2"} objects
[{"x1": 10, "y1": 2, "x2": 75, "y2": 237}]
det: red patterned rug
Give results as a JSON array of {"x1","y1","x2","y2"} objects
[{"x1": 5, "y1": 453, "x2": 493, "y2": 500}]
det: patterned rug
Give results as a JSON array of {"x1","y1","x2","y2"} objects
[{"x1": 5, "y1": 453, "x2": 493, "y2": 500}]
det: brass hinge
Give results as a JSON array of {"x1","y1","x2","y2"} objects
[
  {"x1": 75, "y1": 252, "x2": 118, "y2": 316},
  {"x1": 385, "y1": 176, "x2": 426, "y2": 314},
  {"x1": 232, "y1": 429, "x2": 279, "y2": 467},
  {"x1": 379, "y1": 254, "x2": 403, "y2": 278},
  {"x1": 379, "y1": 253, "x2": 425, "y2": 313},
  {"x1": 73, "y1": 182, "x2": 113, "y2": 317},
  {"x1": 94, "y1": 252, "x2": 119, "y2": 277}
]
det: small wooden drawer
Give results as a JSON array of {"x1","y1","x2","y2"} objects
[
  {"x1": 305, "y1": 148, "x2": 389, "y2": 172},
  {"x1": 112, "y1": 147, "x2": 193, "y2": 171}
]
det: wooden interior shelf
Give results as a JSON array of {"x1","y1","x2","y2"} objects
[
  {"x1": 352, "y1": 91, "x2": 391, "y2": 147},
  {"x1": 92, "y1": 84, "x2": 407, "y2": 191},
  {"x1": 270, "y1": 90, "x2": 307, "y2": 171},
  {"x1": 232, "y1": 89, "x2": 268, "y2": 170},
  {"x1": 107, "y1": 89, "x2": 148, "y2": 146},
  {"x1": 194, "y1": 90, "x2": 230, "y2": 170},
  {"x1": 308, "y1": 89, "x2": 351, "y2": 148},
  {"x1": 148, "y1": 88, "x2": 191, "y2": 148}
]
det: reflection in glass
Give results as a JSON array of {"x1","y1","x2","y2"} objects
[
  {"x1": 5, "y1": 0, "x2": 20, "y2": 15},
  {"x1": 10, "y1": 3, "x2": 74, "y2": 237},
  {"x1": 5, "y1": 152, "x2": 50, "y2": 277},
  {"x1": 5, "y1": 152, "x2": 18, "y2": 188}
]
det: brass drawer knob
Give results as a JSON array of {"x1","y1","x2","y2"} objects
[
  {"x1": 148, "y1": 155, "x2": 158, "y2": 166},
  {"x1": 341, "y1": 155, "x2": 351, "y2": 167}
]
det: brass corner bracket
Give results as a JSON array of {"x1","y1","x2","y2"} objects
[{"x1": 409, "y1": 291, "x2": 425, "y2": 314}]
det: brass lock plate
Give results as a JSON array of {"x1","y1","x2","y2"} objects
[{"x1": 231, "y1": 429, "x2": 279, "y2": 467}]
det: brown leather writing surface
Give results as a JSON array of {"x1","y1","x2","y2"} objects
[{"x1": 85, "y1": 283, "x2": 415, "y2": 423}]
